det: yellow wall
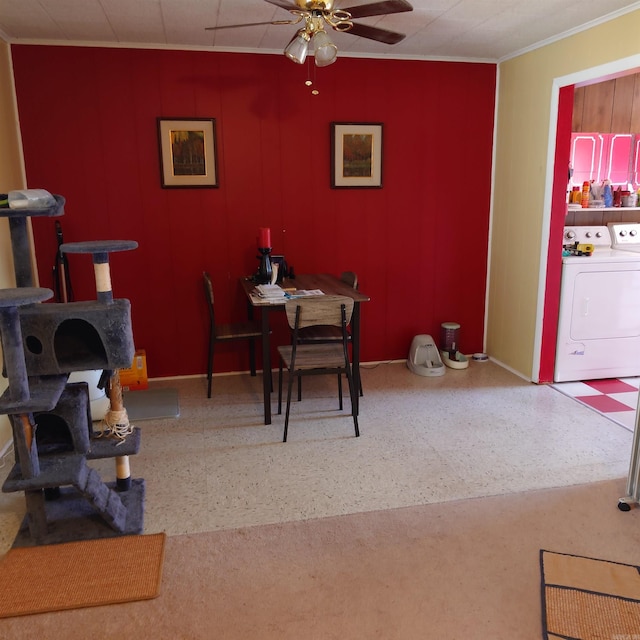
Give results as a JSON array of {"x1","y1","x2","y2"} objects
[
  {"x1": 489, "y1": 10, "x2": 640, "y2": 380},
  {"x1": 0, "y1": 40, "x2": 25, "y2": 451}
]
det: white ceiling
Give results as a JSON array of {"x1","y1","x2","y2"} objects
[{"x1": 0, "y1": 0, "x2": 639, "y2": 62}]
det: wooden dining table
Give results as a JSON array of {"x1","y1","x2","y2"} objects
[{"x1": 240, "y1": 273, "x2": 370, "y2": 425}]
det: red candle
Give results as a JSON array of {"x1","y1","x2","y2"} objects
[{"x1": 258, "y1": 227, "x2": 271, "y2": 248}]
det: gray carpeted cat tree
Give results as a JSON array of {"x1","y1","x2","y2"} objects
[{"x1": 0, "y1": 194, "x2": 145, "y2": 547}]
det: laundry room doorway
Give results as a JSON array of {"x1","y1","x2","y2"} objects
[{"x1": 537, "y1": 61, "x2": 640, "y2": 385}]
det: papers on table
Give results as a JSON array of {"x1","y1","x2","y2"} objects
[
  {"x1": 254, "y1": 284, "x2": 286, "y2": 299},
  {"x1": 250, "y1": 284, "x2": 287, "y2": 305},
  {"x1": 285, "y1": 289, "x2": 324, "y2": 298},
  {"x1": 249, "y1": 284, "x2": 325, "y2": 305}
]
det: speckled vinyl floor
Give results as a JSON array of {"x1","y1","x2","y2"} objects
[{"x1": 0, "y1": 361, "x2": 633, "y2": 552}]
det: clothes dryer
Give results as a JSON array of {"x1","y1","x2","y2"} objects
[{"x1": 554, "y1": 225, "x2": 640, "y2": 382}]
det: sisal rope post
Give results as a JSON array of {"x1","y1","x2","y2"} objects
[
  {"x1": 101, "y1": 370, "x2": 133, "y2": 491},
  {"x1": 93, "y1": 261, "x2": 112, "y2": 298}
]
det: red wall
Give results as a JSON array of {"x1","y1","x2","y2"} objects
[
  {"x1": 10, "y1": 45, "x2": 496, "y2": 379},
  {"x1": 539, "y1": 85, "x2": 574, "y2": 383}
]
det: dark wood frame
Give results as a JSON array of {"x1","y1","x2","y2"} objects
[
  {"x1": 330, "y1": 122, "x2": 383, "y2": 189},
  {"x1": 157, "y1": 117, "x2": 218, "y2": 188}
]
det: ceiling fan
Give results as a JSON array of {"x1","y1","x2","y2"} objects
[{"x1": 205, "y1": 0, "x2": 414, "y2": 67}]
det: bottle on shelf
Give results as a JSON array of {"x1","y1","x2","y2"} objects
[
  {"x1": 570, "y1": 186, "x2": 581, "y2": 204},
  {"x1": 581, "y1": 181, "x2": 590, "y2": 208},
  {"x1": 614, "y1": 186, "x2": 622, "y2": 207}
]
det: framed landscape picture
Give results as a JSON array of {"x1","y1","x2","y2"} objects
[
  {"x1": 157, "y1": 118, "x2": 218, "y2": 188},
  {"x1": 331, "y1": 122, "x2": 383, "y2": 189}
]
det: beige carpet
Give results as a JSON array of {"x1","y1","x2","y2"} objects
[
  {"x1": 0, "y1": 533, "x2": 165, "y2": 618},
  {"x1": 1, "y1": 480, "x2": 640, "y2": 638},
  {"x1": 542, "y1": 550, "x2": 640, "y2": 639}
]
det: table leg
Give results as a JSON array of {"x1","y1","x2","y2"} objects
[
  {"x1": 261, "y1": 309, "x2": 272, "y2": 425},
  {"x1": 352, "y1": 302, "x2": 361, "y2": 416}
]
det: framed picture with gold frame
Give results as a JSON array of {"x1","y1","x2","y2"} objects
[
  {"x1": 330, "y1": 122, "x2": 383, "y2": 189},
  {"x1": 157, "y1": 118, "x2": 218, "y2": 188}
]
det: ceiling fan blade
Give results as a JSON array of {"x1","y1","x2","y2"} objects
[
  {"x1": 205, "y1": 20, "x2": 293, "y2": 31},
  {"x1": 345, "y1": 22, "x2": 406, "y2": 45},
  {"x1": 341, "y1": 0, "x2": 413, "y2": 19},
  {"x1": 263, "y1": 0, "x2": 298, "y2": 9}
]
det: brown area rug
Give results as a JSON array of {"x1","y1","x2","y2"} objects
[
  {"x1": 541, "y1": 549, "x2": 640, "y2": 639},
  {"x1": 0, "y1": 533, "x2": 165, "y2": 618}
]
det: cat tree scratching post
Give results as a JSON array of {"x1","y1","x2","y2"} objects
[
  {"x1": 60, "y1": 240, "x2": 139, "y2": 491},
  {"x1": 0, "y1": 197, "x2": 145, "y2": 546}
]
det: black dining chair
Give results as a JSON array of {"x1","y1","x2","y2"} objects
[
  {"x1": 277, "y1": 295, "x2": 360, "y2": 443},
  {"x1": 203, "y1": 271, "x2": 263, "y2": 399},
  {"x1": 294, "y1": 271, "x2": 363, "y2": 398}
]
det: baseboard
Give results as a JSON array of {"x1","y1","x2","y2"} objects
[{"x1": 149, "y1": 360, "x2": 409, "y2": 384}]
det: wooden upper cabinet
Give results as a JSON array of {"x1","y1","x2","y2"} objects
[
  {"x1": 572, "y1": 73, "x2": 640, "y2": 188},
  {"x1": 631, "y1": 76, "x2": 640, "y2": 133},
  {"x1": 581, "y1": 80, "x2": 615, "y2": 133},
  {"x1": 573, "y1": 86, "x2": 585, "y2": 132},
  {"x1": 611, "y1": 74, "x2": 635, "y2": 132},
  {"x1": 574, "y1": 73, "x2": 640, "y2": 134}
]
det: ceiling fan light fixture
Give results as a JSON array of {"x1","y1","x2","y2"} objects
[
  {"x1": 284, "y1": 29, "x2": 311, "y2": 64},
  {"x1": 312, "y1": 30, "x2": 337, "y2": 67}
]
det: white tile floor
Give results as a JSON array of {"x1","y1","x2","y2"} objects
[{"x1": 0, "y1": 361, "x2": 635, "y2": 552}]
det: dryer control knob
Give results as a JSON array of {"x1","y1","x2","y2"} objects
[
  {"x1": 620, "y1": 230, "x2": 628, "y2": 236},
  {"x1": 585, "y1": 231, "x2": 593, "y2": 238},
  {"x1": 565, "y1": 230, "x2": 576, "y2": 240},
  {"x1": 596, "y1": 231, "x2": 604, "y2": 237},
  {"x1": 631, "y1": 229, "x2": 638, "y2": 237}
]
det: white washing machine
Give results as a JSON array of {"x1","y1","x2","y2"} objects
[{"x1": 555, "y1": 224, "x2": 640, "y2": 382}]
